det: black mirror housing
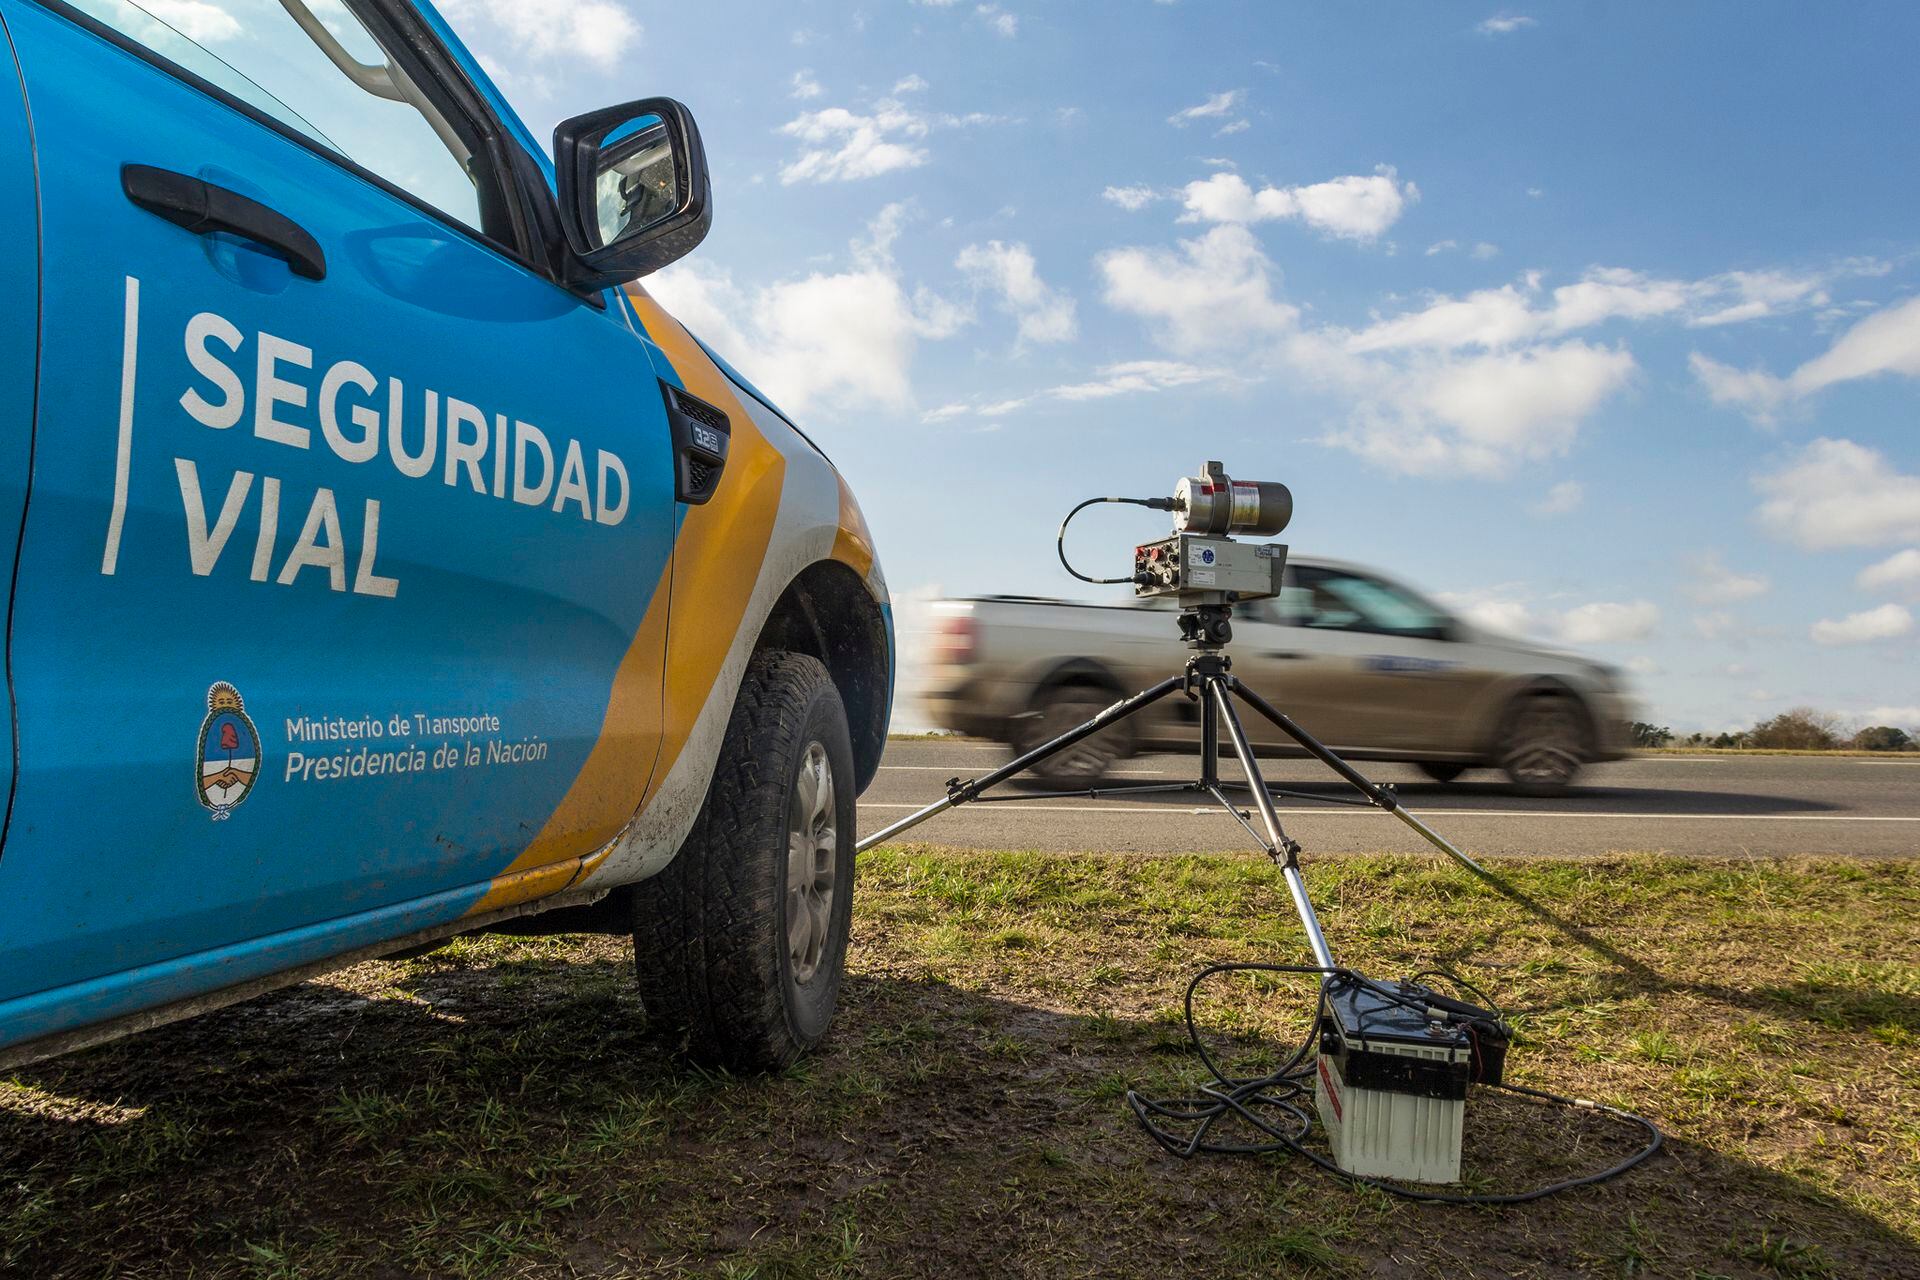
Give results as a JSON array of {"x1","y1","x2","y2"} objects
[{"x1": 553, "y1": 96, "x2": 711, "y2": 291}]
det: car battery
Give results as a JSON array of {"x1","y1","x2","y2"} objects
[{"x1": 1314, "y1": 978, "x2": 1477, "y2": 1184}]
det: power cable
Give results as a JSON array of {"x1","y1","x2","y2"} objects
[
  {"x1": 1056, "y1": 496, "x2": 1174, "y2": 584},
  {"x1": 1126, "y1": 961, "x2": 1664, "y2": 1204}
]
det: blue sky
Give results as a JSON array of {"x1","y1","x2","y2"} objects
[{"x1": 442, "y1": 0, "x2": 1920, "y2": 733}]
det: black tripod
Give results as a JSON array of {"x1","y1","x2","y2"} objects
[{"x1": 858, "y1": 600, "x2": 1495, "y2": 967}]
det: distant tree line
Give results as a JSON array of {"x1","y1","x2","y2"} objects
[{"x1": 1633, "y1": 708, "x2": 1915, "y2": 752}]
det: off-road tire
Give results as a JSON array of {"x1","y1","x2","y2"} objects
[
  {"x1": 1498, "y1": 693, "x2": 1589, "y2": 797},
  {"x1": 630, "y1": 651, "x2": 855, "y2": 1071},
  {"x1": 1012, "y1": 683, "x2": 1132, "y2": 782},
  {"x1": 1416, "y1": 761, "x2": 1467, "y2": 784}
]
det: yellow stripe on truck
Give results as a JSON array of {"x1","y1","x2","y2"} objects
[
  {"x1": 622, "y1": 285, "x2": 787, "y2": 815},
  {"x1": 466, "y1": 287, "x2": 788, "y2": 918},
  {"x1": 464, "y1": 562, "x2": 673, "y2": 915}
]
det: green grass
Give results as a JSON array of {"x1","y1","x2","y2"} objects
[{"x1": 3, "y1": 851, "x2": 1918, "y2": 1277}]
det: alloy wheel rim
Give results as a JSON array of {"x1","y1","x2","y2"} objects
[{"x1": 786, "y1": 740, "x2": 837, "y2": 984}]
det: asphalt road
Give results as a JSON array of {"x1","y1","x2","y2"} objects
[{"x1": 858, "y1": 740, "x2": 1920, "y2": 858}]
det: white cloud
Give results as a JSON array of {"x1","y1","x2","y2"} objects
[
  {"x1": 976, "y1": 4, "x2": 1018, "y2": 36},
  {"x1": 1689, "y1": 268, "x2": 1840, "y2": 327},
  {"x1": 644, "y1": 205, "x2": 967, "y2": 417},
  {"x1": 893, "y1": 74, "x2": 929, "y2": 94},
  {"x1": 1425, "y1": 240, "x2": 1458, "y2": 256},
  {"x1": 1346, "y1": 283, "x2": 1539, "y2": 353},
  {"x1": 1439, "y1": 591, "x2": 1657, "y2": 645},
  {"x1": 777, "y1": 95, "x2": 1005, "y2": 184},
  {"x1": 1529, "y1": 480, "x2": 1583, "y2": 516},
  {"x1": 438, "y1": 0, "x2": 639, "y2": 68},
  {"x1": 1169, "y1": 90, "x2": 1243, "y2": 126},
  {"x1": 1095, "y1": 237, "x2": 1884, "y2": 481},
  {"x1": 779, "y1": 103, "x2": 930, "y2": 183},
  {"x1": 1409, "y1": 343, "x2": 1632, "y2": 463},
  {"x1": 1693, "y1": 611, "x2": 1740, "y2": 641},
  {"x1": 1471, "y1": 242, "x2": 1500, "y2": 260},
  {"x1": 1100, "y1": 229, "x2": 1633, "y2": 476},
  {"x1": 921, "y1": 359, "x2": 1236, "y2": 423},
  {"x1": 1858, "y1": 549, "x2": 1920, "y2": 598},
  {"x1": 1215, "y1": 118, "x2": 1250, "y2": 136},
  {"x1": 955, "y1": 241, "x2": 1077, "y2": 345},
  {"x1": 1179, "y1": 168, "x2": 1418, "y2": 242},
  {"x1": 1477, "y1": 14, "x2": 1536, "y2": 34},
  {"x1": 1811, "y1": 604, "x2": 1913, "y2": 646},
  {"x1": 1097, "y1": 224, "x2": 1299, "y2": 353},
  {"x1": 1682, "y1": 551, "x2": 1770, "y2": 605},
  {"x1": 1861, "y1": 705, "x2": 1920, "y2": 728},
  {"x1": 1554, "y1": 600, "x2": 1660, "y2": 645},
  {"x1": 1353, "y1": 263, "x2": 1874, "y2": 363},
  {"x1": 1789, "y1": 292, "x2": 1920, "y2": 389},
  {"x1": 1691, "y1": 291, "x2": 1920, "y2": 420},
  {"x1": 1690, "y1": 353, "x2": 1788, "y2": 421},
  {"x1": 1548, "y1": 267, "x2": 1695, "y2": 330},
  {"x1": 790, "y1": 69, "x2": 823, "y2": 100},
  {"x1": 1754, "y1": 438, "x2": 1920, "y2": 550},
  {"x1": 1102, "y1": 184, "x2": 1158, "y2": 211}
]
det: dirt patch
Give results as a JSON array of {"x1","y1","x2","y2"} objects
[{"x1": 3, "y1": 851, "x2": 1917, "y2": 1278}]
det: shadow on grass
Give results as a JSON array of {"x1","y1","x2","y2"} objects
[{"x1": 2, "y1": 948, "x2": 1915, "y2": 1279}]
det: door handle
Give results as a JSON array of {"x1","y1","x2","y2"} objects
[{"x1": 122, "y1": 164, "x2": 327, "y2": 281}]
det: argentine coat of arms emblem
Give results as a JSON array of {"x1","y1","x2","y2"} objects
[{"x1": 197, "y1": 682, "x2": 261, "y2": 820}]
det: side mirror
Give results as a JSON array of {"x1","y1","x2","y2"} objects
[{"x1": 553, "y1": 97, "x2": 711, "y2": 290}]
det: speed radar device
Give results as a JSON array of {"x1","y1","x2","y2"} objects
[
  {"x1": 863, "y1": 461, "x2": 1663, "y2": 1200},
  {"x1": 1132, "y1": 464, "x2": 1290, "y2": 604},
  {"x1": 1131, "y1": 534, "x2": 1287, "y2": 604}
]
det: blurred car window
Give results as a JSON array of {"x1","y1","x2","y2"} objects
[{"x1": 1282, "y1": 566, "x2": 1450, "y2": 638}]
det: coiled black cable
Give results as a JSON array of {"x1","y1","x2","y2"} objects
[
  {"x1": 1056, "y1": 495, "x2": 1175, "y2": 585},
  {"x1": 1127, "y1": 961, "x2": 1665, "y2": 1204}
]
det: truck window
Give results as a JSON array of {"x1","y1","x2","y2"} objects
[
  {"x1": 1283, "y1": 566, "x2": 1450, "y2": 638},
  {"x1": 66, "y1": 0, "x2": 488, "y2": 233}
]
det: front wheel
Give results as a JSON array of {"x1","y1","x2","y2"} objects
[
  {"x1": 1498, "y1": 695, "x2": 1588, "y2": 797},
  {"x1": 630, "y1": 651, "x2": 856, "y2": 1071}
]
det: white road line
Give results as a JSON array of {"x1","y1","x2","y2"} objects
[
  {"x1": 100, "y1": 275, "x2": 139, "y2": 576},
  {"x1": 860, "y1": 803, "x2": 1920, "y2": 823}
]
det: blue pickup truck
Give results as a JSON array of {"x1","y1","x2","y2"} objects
[{"x1": 0, "y1": 0, "x2": 893, "y2": 1072}]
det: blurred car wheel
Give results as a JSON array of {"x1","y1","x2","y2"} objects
[
  {"x1": 1499, "y1": 694, "x2": 1588, "y2": 796},
  {"x1": 1417, "y1": 762, "x2": 1467, "y2": 783},
  {"x1": 1013, "y1": 684, "x2": 1130, "y2": 781}
]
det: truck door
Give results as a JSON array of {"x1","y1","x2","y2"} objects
[
  {"x1": 0, "y1": 0, "x2": 674, "y2": 1024},
  {"x1": 1263, "y1": 565, "x2": 1479, "y2": 751},
  {"x1": 0, "y1": 33, "x2": 33, "y2": 831}
]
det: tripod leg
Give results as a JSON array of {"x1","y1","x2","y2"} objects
[
  {"x1": 856, "y1": 674, "x2": 1187, "y2": 852},
  {"x1": 1226, "y1": 677, "x2": 1492, "y2": 879},
  {"x1": 1208, "y1": 682, "x2": 1336, "y2": 971}
]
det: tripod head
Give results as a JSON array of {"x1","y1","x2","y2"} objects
[{"x1": 1177, "y1": 599, "x2": 1236, "y2": 650}]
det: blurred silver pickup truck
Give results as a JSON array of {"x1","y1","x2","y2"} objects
[{"x1": 922, "y1": 556, "x2": 1633, "y2": 794}]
